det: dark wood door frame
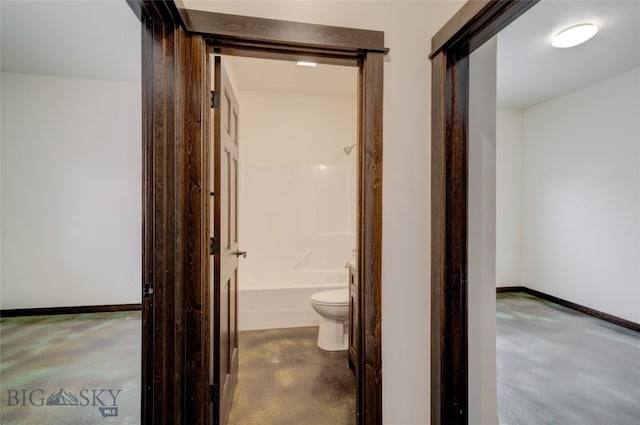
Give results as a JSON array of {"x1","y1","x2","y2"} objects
[
  {"x1": 129, "y1": 2, "x2": 385, "y2": 424},
  {"x1": 128, "y1": 2, "x2": 192, "y2": 424},
  {"x1": 429, "y1": 1, "x2": 539, "y2": 425}
]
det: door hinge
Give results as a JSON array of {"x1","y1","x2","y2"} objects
[
  {"x1": 209, "y1": 237, "x2": 219, "y2": 255},
  {"x1": 143, "y1": 283, "x2": 154, "y2": 298},
  {"x1": 210, "y1": 90, "x2": 220, "y2": 109}
]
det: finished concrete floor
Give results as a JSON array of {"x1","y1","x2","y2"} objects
[
  {"x1": 497, "y1": 293, "x2": 640, "y2": 425},
  {"x1": 0, "y1": 311, "x2": 141, "y2": 425},
  {"x1": 228, "y1": 326, "x2": 356, "y2": 425},
  {"x1": 3, "y1": 297, "x2": 637, "y2": 425}
]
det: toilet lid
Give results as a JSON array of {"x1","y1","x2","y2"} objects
[{"x1": 310, "y1": 288, "x2": 349, "y2": 305}]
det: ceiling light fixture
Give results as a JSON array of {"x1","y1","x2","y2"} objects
[
  {"x1": 552, "y1": 23, "x2": 598, "y2": 48},
  {"x1": 296, "y1": 61, "x2": 317, "y2": 67}
]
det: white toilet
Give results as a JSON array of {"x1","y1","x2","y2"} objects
[{"x1": 310, "y1": 288, "x2": 349, "y2": 351}]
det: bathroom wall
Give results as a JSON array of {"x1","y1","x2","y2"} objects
[
  {"x1": 184, "y1": 2, "x2": 467, "y2": 422},
  {"x1": 0, "y1": 72, "x2": 141, "y2": 309},
  {"x1": 237, "y1": 88, "x2": 357, "y2": 329},
  {"x1": 521, "y1": 67, "x2": 640, "y2": 323},
  {"x1": 238, "y1": 90, "x2": 357, "y2": 286}
]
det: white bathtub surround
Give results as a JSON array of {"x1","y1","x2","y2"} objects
[
  {"x1": 238, "y1": 165, "x2": 355, "y2": 330},
  {"x1": 240, "y1": 164, "x2": 356, "y2": 287},
  {"x1": 239, "y1": 282, "x2": 346, "y2": 331},
  {"x1": 237, "y1": 86, "x2": 357, "y2": 331}
]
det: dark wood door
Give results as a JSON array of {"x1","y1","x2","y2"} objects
[{"x1": 212, "y1": 55, "x2": 241, "y2": 425}]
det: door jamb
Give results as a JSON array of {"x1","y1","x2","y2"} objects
[
  {"x1": 132, "y1": 2, "x2": 386, "y2": 424},
  {"x1": 429, "y1": 1, "x2": 539, "y2": 425},
  {"x1": 199, "y1": 16, "x2": 385, "y2": 424}
]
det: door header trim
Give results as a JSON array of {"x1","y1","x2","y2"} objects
[
  {"x1": 430, "y1": 0, "x2": 538, "y2": 58},
  {"x1": 179, "y1": 9, "x2": 387, "y2": 54}
]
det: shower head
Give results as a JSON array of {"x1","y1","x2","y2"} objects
[{"x1": 343, "y1": 144, "x2": 357, "y2": 155}]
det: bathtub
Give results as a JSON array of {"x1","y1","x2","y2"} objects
[{"x1": 238, "y1": 270, "x2": 348, "y2": 331}]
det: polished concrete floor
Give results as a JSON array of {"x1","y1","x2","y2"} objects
[
  {"x1": 0, "y1": 311, "x2": 141, "y2": 425},
  {"x1": 3, "y1": 298, "x2": 638, "y2": 425},
  {"x1": 497, "y1": 293, "x2": 640, "y2": 425},
  {"x1": 1, "y1": 314, "x2": 354, "y2": 425},
  {"x1": 228, "y1": 326, "x2": 356, "y2": 425}
]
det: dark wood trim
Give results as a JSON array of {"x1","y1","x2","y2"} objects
[
  {"x1": 180, "y1": 9, "x2": 386, "y2": 53},
  {"x1": 496, "y1": 286, "x2": 526, "y2": 293},
  {"x1": 210, "y1": 53, "x2": 223, "y2": 425},
  {"x1": 134, "y1": 2, "x2": 209, "y2": 424},
  {"x1": 430, "y1": 51, "x2": 446, "y2": 425},
  {"x1": 137, "y1": 6, "x2": 184, "y2": 425},
  {"x1": 0, "y1": 304, "x2": 142, "y2": 318},
  {"x1": 127, "y1": 0, "x2": 184, "y2": 26},
  {"x1": 430, "y1": 1, "x2": 490, "y2": 57},
  {"x1": 497, "y1": 287, "x2": 640, "y2": 333},
  {"x1": 130, "y1": 3, "x2": 385, "y2": 424},
  {"x1": 176, "y1": 30, "x2": 209, "y2": 425},
  {"x1": 145, "y1": 14, "x2": 184, "y2": 425},
  {"x1": 430, "y1": 0, "x2": 538, "y2": 58},
  {"x1": 430, "y1": 2, "x2": 540, "y2": 425},
  {"x1": 358, "y1": 51, "x2": 384, "y2": 425},
  {"x1": 210, "y1": 44, "x2": 359, "y2": 67},
  {"x1": 138, "y1": 8, "x2": 178, "y2": 425},
  {"x1": 430, "y1": 50, "x2": 470, "y2": 425},
  {"x1": 195, "y1": 11, "x2": 385, "y2": 425},
  {"x1": 204, "y1": 45, "x2": 214, "y2": 425}
]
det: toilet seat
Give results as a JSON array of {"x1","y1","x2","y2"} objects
[{"x1": 310, "y1": 288, "x2": 349, "y2": 306}]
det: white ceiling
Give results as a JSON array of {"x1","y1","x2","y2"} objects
[
  {"x1": 0, "y1": 0, "x2": 140, "y2": 82},
  {"x1": 497, "y1": 0, "x2": 640, "y2": 109},
  {"x1": 225, "y1": 1, "x2": 640, "y2": 108},
  {"x1": 228, "y1": 56, "x2": 358, "y2": 98},
  {"x1": 1, "y1": 1, "x2": 638, "y2": 107}
]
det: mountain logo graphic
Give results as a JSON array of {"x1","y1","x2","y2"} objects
[{"x1": 45, "y1": 388, "x2": 80, "y2": 406}]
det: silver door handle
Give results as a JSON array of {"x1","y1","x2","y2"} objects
[{"x1": 231, "y1": 250, "x2": 247, "y2": 258}]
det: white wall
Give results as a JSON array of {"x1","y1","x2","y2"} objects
[
  {"x1": 238, "y1": 90, "x2": 357, "y2": 289},
  {"x1": 521, "y1": 67, "x2": 640, "y2": 323},
  {"x1": 1, "y1": 72, "x2": 141, "y2": 309},
  {"x1": 183, "y1": 2, "x2": 466, "y2": 423},
  {"x1": 496, "y1": 108, "x2": 523, "y2": 286},
  {"x1": 468, "y1": 37, "x2": 498, "y2": 425}
]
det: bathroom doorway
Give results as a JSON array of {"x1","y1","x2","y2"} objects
[
  {"x1": 77, "y1": 3, "x2": 387, "y2": 423},
  {"x1": 209, "y1": 54, "x2": 359, "y2": 425}
]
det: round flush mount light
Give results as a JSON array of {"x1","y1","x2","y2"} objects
[{"x1": 552, "y1": 23, "x2": 598, "y2": 48}]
